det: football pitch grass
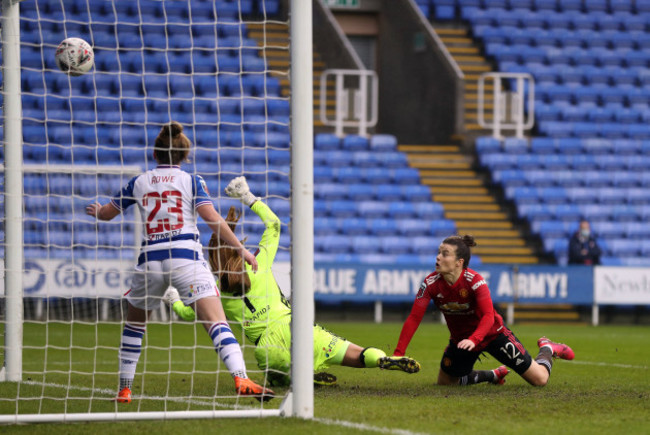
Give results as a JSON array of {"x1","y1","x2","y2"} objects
[{"x1": 1, "y1": 321, "x2": 649, "y2": 434}]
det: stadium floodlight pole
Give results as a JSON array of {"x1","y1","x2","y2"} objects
[
  {"x1": 289, "y1": 0, "x2": 314, "y2": 419},
  {"x1": 1, "y1": 0, "x2": 23, "y2": 383}
]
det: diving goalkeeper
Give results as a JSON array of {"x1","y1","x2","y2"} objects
[{"x1": 165, "y1": 176, "x2": 421, "y2": 387}]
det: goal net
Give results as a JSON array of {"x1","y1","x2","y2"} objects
[{"x1": 1, "y1": 0, "x2": 314, "y2": 423}]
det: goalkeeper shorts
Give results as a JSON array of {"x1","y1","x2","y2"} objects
[
  {"x1": 254, "y1": 319, "x2": 350, "y2": 381},
  {"x1": 127, "y1": 258, "x2": 218, "y2": 310}
]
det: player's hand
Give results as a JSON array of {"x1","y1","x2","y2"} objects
[
  {"x1": 457, "y1": 339, "x2": 476, "y2": 351},
  {"x1": 243, "y1": 249, "x2": 258, "y2": 272},
  {"x1": 163, "y1": 287, "x2": 181, "y2": 306},
  {"x1": 85, "y1": 202, "x2": 101, "y2": 218},
  {"x1": 225, "y1": 176, "x2": 259, "y2": 206}
]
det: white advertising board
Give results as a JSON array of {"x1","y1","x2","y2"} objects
[{"x1": 594, "y1": 266, "x2": 650, "y2": 304}]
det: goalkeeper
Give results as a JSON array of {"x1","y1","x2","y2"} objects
[{"x1": 165, "y1": 176, "x2": 421, "y2": 387}]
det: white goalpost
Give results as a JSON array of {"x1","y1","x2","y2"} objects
[{"x1": 1, "y1": 0, "x2": 313, "y2": 423}]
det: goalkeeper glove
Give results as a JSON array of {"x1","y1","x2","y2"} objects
[
  {"x1": 162, "y1": 287, "x2": 196, "y2": 321},
  {"x1": 225, "y1": 176, "x2": 259, "y2": 207}
]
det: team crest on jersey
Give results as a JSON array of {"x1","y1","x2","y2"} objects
[
  {"x1": 198, "y1": 176, "x2": 209, "y2": 194},
  {"x1": 416, "y1": 282, "x2": 427, "y2": 299},
  {"x1": 459, "y1": 289, "x2": 469, "y2": 299}
]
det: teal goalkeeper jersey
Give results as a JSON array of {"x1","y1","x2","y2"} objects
[{"x1": 221, "y1": 201, "x2": 291, "y2": 344}]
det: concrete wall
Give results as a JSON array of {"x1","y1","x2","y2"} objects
[{"x1": 376, "y1": 0, "x2": 463, "y2": 144}]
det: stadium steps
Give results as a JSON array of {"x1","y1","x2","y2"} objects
[
  {"x1": 497, "y1": 304, "x2": 584, "y2": 324},
  {"x1": 399, "y1": 144, "x2": 540, "y2": 264},
  {"x1": 434, "y1": 25, "x2": 495, "y2": 138},
  {"x1": 247, "y1": 22, "x2": 335, "y2": 127}
]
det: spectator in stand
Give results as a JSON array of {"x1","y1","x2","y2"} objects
[{"x1": 568, "y1": 220, "x2": 601, "y2": 265}]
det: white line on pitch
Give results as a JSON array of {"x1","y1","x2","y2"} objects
[
  {"x1": 568, "y1": 361, "x2": 648, "y2": 370},
  {"x1": 21, "y1": 380, "x2": 267, "y2": 411},
  {"x1": 314, "y1": 417, "x2": 430, "y2": 435}
]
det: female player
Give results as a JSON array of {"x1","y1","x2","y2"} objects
[
  {"x1": 165, "y1": 176, "x2": 421, "y2": 387},
  {"x1": 85, "y1": 122, "x2": 273, "y2": 402},
  {"x1": 391, "y1": 235, "x2": 575, "y2": 387}
]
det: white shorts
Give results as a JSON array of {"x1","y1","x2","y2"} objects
[{"x1": 126, "y1": 258, "x2": 219, "y2": 310}]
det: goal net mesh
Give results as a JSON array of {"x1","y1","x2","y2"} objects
[{"x1": 1, "y1": 0, "x2": 293, "y2": 420}]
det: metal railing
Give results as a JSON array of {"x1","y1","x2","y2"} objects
[
  {"x1": 319, "y1": 68, "x2": 378, "y2": 137},
  {"x1": 478, "y1": 72, "x2": 535, "y2": 139}
]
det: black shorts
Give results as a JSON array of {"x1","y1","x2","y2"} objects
[{"x1": 440, "y1": 328, "x2": 533, "y2": 377}]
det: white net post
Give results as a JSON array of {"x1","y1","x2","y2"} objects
[
  {"x1": 0, "y1": 0, "x2": 311, "y2": 423},
  {"x1": 1, "y1": 0, "x2": 24, "y2": 384},
  {"x1": 289, "y1": 0, "x2": 314, "y2": 419}
]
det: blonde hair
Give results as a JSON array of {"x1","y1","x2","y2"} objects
[
  {"x1": 154, "y1": 121, "x2": 191, "y2": 165},
  {"x1": 208, "y1": 207, "x2": 251, "y2": 295}
]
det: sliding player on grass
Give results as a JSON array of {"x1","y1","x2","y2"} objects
[
  {"x1": 391, "y1": 235, "x2": 575, "y2": 387},
  {"x1": 165, "y1": 176, "x2": 421, "y2": 387},
  {"x1": 86, "y1": 122, "x2": 273, "y2": 402}
]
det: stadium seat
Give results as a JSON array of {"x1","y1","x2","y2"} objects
[{"x1": 357, "y1": 201, "x2": 386, "y2": 219}]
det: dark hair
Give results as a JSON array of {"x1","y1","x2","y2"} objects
[
  {"x1": 153, "y1": 121, "x2": 191, "y2": 165},
  {"x1": 208, "y1": 207, "x2": 250, "y2": 295},
  {"x1": 442, "y1": 234, "x2": 477, "y2": 269}
]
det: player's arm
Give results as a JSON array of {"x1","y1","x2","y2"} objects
[
  {"x1": 86, "y1": 202, "x2": 120, "y2": 221},
  {"x1": 197, "y1": 203, "x2": 258, "y2": 272},
  {"x1": 250, "y1": 201, "x2": 280, "y2": 267},
  {"x1": 224, "y1": 176, "x2": 282, "y2": 268},
  {"x1": 393, "y1": 284, "x2": 431, "y2": 356},
  {"x1": 87, "y1": 176, "x2": 137, "y2": 221},
  {"x1": 460, "y1": 279, "x2": 495, "y2": 350}
]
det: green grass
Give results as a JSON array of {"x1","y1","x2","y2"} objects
[{"x1": 1, "y1": 321, "x2": 649, "y2": 434}]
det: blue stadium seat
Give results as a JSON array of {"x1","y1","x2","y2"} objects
[
  {"x1": 352, "y1": 236, "x2": 378, "y2": 254},
  {"x1": 316, "y1": 235, "x2": 353, "y2": 254},
  {"x1": 338, "y1": 218, "x2": 370, "y2": 236},
  {"x1": 347, "y1": 184, "x2": 375, "y2": 201},
  {"x1": 388, "y1": 202, "x2": 417, "y2": 219},
  {"x1": 342, "y1": 135, "x2": 369, "y2": 151},
  {"x1": 411, "y1": 237, "x2": 441, "y2": 256},
  {"x1": 566, "y1": 187, "x2": 599, "y2": 203},
  {"x1": 553, "y1": 204, "x2": 582, "y2": 221},
  {"x1": 391, "y1": 168, "x2": 420, "y2": 185},
  {"x1": 370, "y1": 134, "x2": 398, "y2": 151},
  {"x1": 380, "y1": 236, "x2": 412, "y2": 255},
  {"x1": 369, "y1": 219, "x2": 398, "y2": 236},
  {"x1": 327, "y1": 201, "x2": 357, "y2": 218},
  {"x1": 357, "y1": 201, "x2": 387, "y2": 219},
  {"x1": 374, "y1": 185, "x2": 403, "y2": 202}
]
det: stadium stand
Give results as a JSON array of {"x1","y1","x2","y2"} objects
[
  {"x1": 7, "y1": 0, "x2": 466, "y2": 266},
  {"x1": 416, "y1": 0, "x2": 650, "y2": 266}
]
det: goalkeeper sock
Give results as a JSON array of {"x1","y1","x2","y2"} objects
[
  {"x1": 459, "y1": 370, "x2": 493, "y2": 386},
  {"x1": 119, "y1": 322, "x2": 146, "y2": 390},
  {"x1": 535, "y1": 346, "x2": 553, "y2": 375},
  {"x1": 360, "y1": 347, "x2": 387, "y2": 368},
  {"x1": 209, "y1": 322, "x2": 247, "y2": 379}
]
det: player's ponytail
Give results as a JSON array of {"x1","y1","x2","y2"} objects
[
  {"x1": 442, "y1": 234, "x2": 476, "y2": 269},
  {"x1": 154, "y1": 121, "x2": 192, "y2": 165},
  {"x1": 208, "y1": 207, "x2": 251, "y2": 295}
]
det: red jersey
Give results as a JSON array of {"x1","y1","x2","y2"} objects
[{"x1": 394, "y1": 268, "x2": 504, "y2": 355}]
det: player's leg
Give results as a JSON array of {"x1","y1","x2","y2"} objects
[
  {"x1": 254, "y1": 318, "x2": 292, "y2": 387},
  {"x1": 520, "y1": 336, "x2": 575, "y2": 387},
  {"x1": 486, "y1": 328, "x2": 552, "y2": 387},
  {"x1": 117, "y1": 261, "x2": 165, "y2": 403},
  {"x1": 437, "y1": 341, "x2": 503, "y2": 386},
  {"x1": 176, "y1": 260, "x2": 273, "y2": 400}
]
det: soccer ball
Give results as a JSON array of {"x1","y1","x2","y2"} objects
[{"x1": 55, "y1": 37, "x2": 94, "y2": 76}]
